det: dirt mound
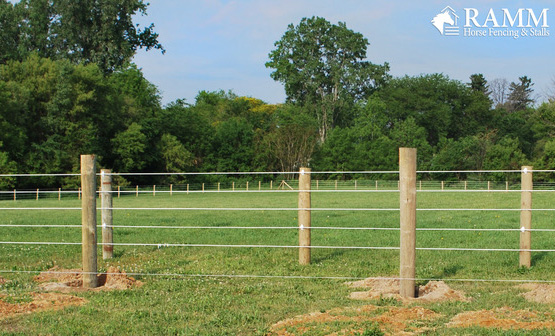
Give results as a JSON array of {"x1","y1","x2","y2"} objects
[
  {"x1": 447, "y1": 307, "x2": 555, "y2": 330},
  {"x1": 348, "y1": 278, "x2": 469, "y2": 303},
  {"x1": 0, "y1": 276, "x2": 7, "y2": 285},
  {"x1": 518, "y1": 283, "x2": 555, "y2": 304},
  {"x1": 0, "y1": 292, "x2": 86, "y2": 319},
  {"x1": 268, "y1": 304, "x2": 441, "y2": 336},
  {"x1": 35, "y1": 266, "x2": 143, "y2": 292}
]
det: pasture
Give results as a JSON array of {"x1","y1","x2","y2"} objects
[{"x1": 1, "y1": 184, "x2": 555, "y2": 335}]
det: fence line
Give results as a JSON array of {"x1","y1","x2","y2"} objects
[{"x1": 2, "y1": 151, "x2": 555, "y2": 294}]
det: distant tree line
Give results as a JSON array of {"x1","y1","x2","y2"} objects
[{"x1": 1, "y1": 9, "x2": 554, "y2": 188}]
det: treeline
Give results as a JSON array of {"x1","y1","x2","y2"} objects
[
  {"x1": 1, "y1": 54, "x2": 554, "y2": 188},
  {"x1": 1, "y1": 6, "x2": 554, "y2": 188}
]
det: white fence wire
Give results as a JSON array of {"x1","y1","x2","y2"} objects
[{"x1": 1, "y1": 168, "x2": 555, "y2": 284}]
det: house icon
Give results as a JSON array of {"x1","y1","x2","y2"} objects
[{"x1": 441, "y1": 6, "x2": 459, "y2": 26}]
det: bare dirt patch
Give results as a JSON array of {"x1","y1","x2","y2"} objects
[
  {"x1": 0, "y1": 292, "x2": 86, "y2": 319},
  {"x1": 446, "y1": 307, "x2": 555, "y2": 330},
  {"x1": 0, "y1": 277, "x2": 7, "y2": 285},
  {"x1": 34, "y1": 266, "x2": 143, "y2": 292},
  {"x1": 348, "y1": 278, "x2": 470, "y2": 303},
  {"x1": 518, "y1": 283, "x2": 555, "y2": 304},
  {"x1": 268, "y1": 304, "x2": 441, "y2": 336}
]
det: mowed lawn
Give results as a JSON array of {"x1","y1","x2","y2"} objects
[{"x1": 1, "y1": 186, "x2": 555, "y2": 335}]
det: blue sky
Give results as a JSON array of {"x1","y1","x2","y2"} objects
[{"x1": 132, "y1": 0, "x2": 555, "y2": 106}]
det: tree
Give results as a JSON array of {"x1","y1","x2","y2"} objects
[
  {"x1": 5, "y1": 0, "x2": 164, "y2": 73},
  {"x1": 507, "y1": 76, "x2": 534, "y2": 112},
  {"x1": 266, "y1": 16, "x2": 390, "y2": 142},
  {"x1": 468, "y1": 74, "x2": 490, "y2": 96},
  {"x1": 111, "y1": 122, "x2": 148, "y2": 172},
  {"x1": 260, "y1": 105, "x2": 318, "y2": 174},
  {"x1": 489, "y1": 78, "x2": 509, "y2": 108},
  {"x1": 0, "y1": 0, "x2": 23, "y2": 63}
]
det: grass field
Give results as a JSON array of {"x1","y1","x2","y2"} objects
[{"x1": 1, "y1": 184, "x2": 555, "y2": 335}]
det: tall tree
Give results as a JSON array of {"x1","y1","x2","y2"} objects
[
  {"x1": 489, "y1": 78, "x2": 509, "y2": 108},
  {"x1": 507, "y1": 76, "x2": 534, "y2": 112},
  {"x1": 468, "y1": 73, "x2": 490, "y2": 96},
  {"x1": 4, "y1": 0, "x2": 164, "y2": 73},
  {"x1": 266, "y1": 16, "x2": 389, "y2": 142}
]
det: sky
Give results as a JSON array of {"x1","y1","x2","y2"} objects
[{"x1": 132, "y1": 0, "x2": 555, "y2": 106}]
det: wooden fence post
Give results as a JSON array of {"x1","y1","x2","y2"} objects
[
  {"x1": 36, "y1": 188, "x2": 39, "y2": 201},
  {"x1": 13, "y1": 189, "x2": 16, "y2": 202},
  {"x1": 58, "y1": 188, "x2": 61, "y2": 201},
  {"x1": 399, "y1": 148, "x2": 417, "y2": 298},
  {"x1": 117, "y1": 186, "x2": 120, "y2": 198},
  {"x1": 520, "y1": 166, "x2": 533, "y2": 268},
  {"x1": 153, "y1": 185, "x2": 156, "y2": 196},
  {"x1": 170, "y1": 184, "x2": 173, "y2": 196},
  {"x1": 299, "y1": 167, "x2": 312, "y2": 265},
  {"x1": 101, "y1": 169, "x2": 113, "y2": 260},
  {"x1": 81, "y1": 155, "x2": 97, "y2": 288},
  {"x1": 135, "y1": 185, "x2": 138, "y2": 197}
]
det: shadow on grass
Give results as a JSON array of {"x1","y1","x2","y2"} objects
[
  {"x1": 531, "y1": 251, "x2": 547, "y2": 267},
  {"x1": 312, "y1": 249, "x2": 348, "y2": 263},
  {"x1": 432, "y1": 265, "x2": 464, "y2": 279}
]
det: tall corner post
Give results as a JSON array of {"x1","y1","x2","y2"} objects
[
  {"x1": 399, "y1": 148, "x2": 417, "y2": 298},
  {"x1": 298, "y1": 167, "x2": 312, "y2": 265},
  {"x1": 520, "y1": 166, "x2": 533, "y2": 268},
  {"x1": 81, "y1": 155, "x2": 98, "y2": 288}
]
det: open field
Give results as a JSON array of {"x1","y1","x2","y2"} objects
[{"x1": 1, "y1": 188, "x2": 555, "y2": 335}]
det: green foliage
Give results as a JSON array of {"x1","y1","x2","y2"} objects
[
  {"x1": 267, "y1": 16, "x2": 390, "y2": 141},
  {"x1": 2, "y1": 0, "x2": 164, "y2": 73},
  {"x1": 0, "y1": 142, "x2": 16, "y2": 188},
  {"x1": 111, "y1": 123, "x2": 147, "y2": 172}
]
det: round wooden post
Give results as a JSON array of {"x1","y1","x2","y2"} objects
[
  {"x1": 101, "y1": 169, "x2": 113, "y2": 260},
  {"x1": 135, "y1": 185, "x2": 138, "y2": 197},
  {"x1": 81, "y1": 155, "x2": 97, "y2": 288},
  {"x1": 298, "y1": 168, "x2": 311, "y2": 265},
  {"x1": 399, "y1": 148, "x2": 417, "y2": 298},
  {"x1": 117, "y1": 186, "x2": 120, "y2": 198},
  {"x1": 218, "y1": 182, "x2": 220, "y2": 192},
  {"x1": 13, "y1": 189, "x2": 16, "y2": 201},
  {"x1": 36, "y1": 188, "x2": 39, "y2": 201},
  {"x1": 170, "y1": 184, "x2": 173, "y2": 196},
  {"x1": 153, "y1": 185, "x2": 156, "y2": 196},
  {"x1": 520, "y1": 166, "x2": 533, "y2": 268},
  {"x1": 58, "y1": 188, "x2": 61, "y2": 201},
  {"x1": 246, "y1": 181, "x2": 249, "y2": 191}
]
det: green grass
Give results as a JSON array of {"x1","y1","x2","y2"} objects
[{"x1": 1, "y1": 189, "x2": 555, "y2": 335}]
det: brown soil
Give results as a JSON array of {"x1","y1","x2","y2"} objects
[
  {"x1": 268, "y1": 304, "x2": 441, "y2": 336},
  {"x1": 0, "y1": 292, "x2": 86, "y2": 319},
  {"x1": 34, "y1": 266, "x2": 143, "y2": 292},
  {"x1": 518, "y1": 283, "x2": 555, "y2": 304},
  {"x1": 347, "y1": 278, "x2": 470, "y2": 303},
  {"x1": 446, "y1": 307, "x2": 555, "y2": 330}
]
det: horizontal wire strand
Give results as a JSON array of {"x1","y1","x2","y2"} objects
[{"x1": 1, "y1": 241, "x2": 555, "y2": 252}]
